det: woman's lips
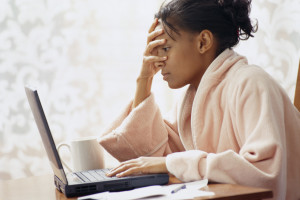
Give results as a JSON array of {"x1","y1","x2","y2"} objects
[{"x1": 161, "y1": 72, "x2": 170, "y2": 81}]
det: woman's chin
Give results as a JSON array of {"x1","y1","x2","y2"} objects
[{"x1": 167, "y1": 81, "x2": 185, "y2": 89}]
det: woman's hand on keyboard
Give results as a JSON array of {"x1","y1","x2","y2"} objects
[{"x1": 106, "y1": 157, "x2": 168, "y2": 178}]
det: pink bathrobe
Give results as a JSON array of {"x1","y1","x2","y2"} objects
[{"x1": 99, "y1": 49, "x2": 300, "y2": 200}]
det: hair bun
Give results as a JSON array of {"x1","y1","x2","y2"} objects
[
  {"x1": 156, "y1": 0, "x2": 257, "y2": 54},
  {"x1": 218, "y1": 0, "x2": 257, "y2": 40}
]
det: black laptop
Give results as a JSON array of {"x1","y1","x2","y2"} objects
[{"x1": 25, "y1": 86, "x2": 169, "y2": 198}]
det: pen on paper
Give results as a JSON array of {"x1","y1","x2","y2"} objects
[{"x1": 171, "y1": 184, "x2": 186, "y2": 194}]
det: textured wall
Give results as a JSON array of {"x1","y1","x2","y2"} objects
[
  {"x1": 0, "y1": 0, "x2": 300, "y2": 180},
  {"x1": 236, "y1": 0, "x2": 300, "y2": 99}
]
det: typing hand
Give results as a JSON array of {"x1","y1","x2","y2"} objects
[{"x1": 106, "y1": 157, "x2": 168, "y2": 178}]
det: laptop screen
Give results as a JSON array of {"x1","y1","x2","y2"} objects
[{"x1": 25, "y1": 86, "x2": 68, "y2": 184}]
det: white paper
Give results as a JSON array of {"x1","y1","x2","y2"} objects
[{"x1": 78, "y1": 179, "x2": 214, "y2": 200}]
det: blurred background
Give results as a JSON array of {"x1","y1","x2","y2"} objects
[{"x1": 0, "y1": 0, "x2": 300, "y2": 180}]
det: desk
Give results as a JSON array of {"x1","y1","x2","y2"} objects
[{"x1": 0, "y1": 174, "x2": 273, "y2": 200}]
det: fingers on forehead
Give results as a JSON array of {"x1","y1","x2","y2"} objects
[{"x1": 154, "y1": 21, "x2": 163, "y2": 30}]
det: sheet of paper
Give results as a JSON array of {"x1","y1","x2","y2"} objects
[
  {"x1": 78, "y1": 179, "x2": 214, "y2": 200},
  {"x1": 78, "y1": 186, "x2": 166, "y2": 200}
]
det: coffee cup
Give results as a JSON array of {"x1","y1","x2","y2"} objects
[{"x1": 57, "y1": 136, "x2": 105, "y2": 172}]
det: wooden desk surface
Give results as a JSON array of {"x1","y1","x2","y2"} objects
[{"x1": 0, "y1": 174, "x2": 273, "y2": 200}]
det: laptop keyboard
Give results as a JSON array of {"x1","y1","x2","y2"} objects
[{"x1": 75, "y1": 168, "x2": 114, "y2": 183}]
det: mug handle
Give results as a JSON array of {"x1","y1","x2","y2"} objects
[{"x1": 57, "y1": 143, "x2": 73, "y2": 172}]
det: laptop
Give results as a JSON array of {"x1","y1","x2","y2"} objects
[{"x1": 24, "y1": 86, "x2": 169, "y2": 198}]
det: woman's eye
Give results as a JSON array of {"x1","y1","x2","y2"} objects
[{"x1": 162, "y1": 47, "x2": 170, "y2": 52}]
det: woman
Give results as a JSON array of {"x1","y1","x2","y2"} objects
[{"x1": 100, "y1": 0, "x2": 300, "y2": 199}]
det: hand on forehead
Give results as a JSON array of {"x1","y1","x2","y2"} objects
[
  {"x1": 154, "y1": 20, "x2": 163, "y2": 31},
  {"x1": 154, "y1": 21, "x2": 168, "y2": 41},
  {"x1": 154, "y1": 19, "x2": 180, "y2": 42}
]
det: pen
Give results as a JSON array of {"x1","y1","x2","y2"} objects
[{"x1": 171, "y1": 184, "x2": 186, "y2": 194}]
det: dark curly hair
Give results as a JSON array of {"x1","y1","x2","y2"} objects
[{"x1": 155, "y1": 0, "x2": 258, "y2": 54}]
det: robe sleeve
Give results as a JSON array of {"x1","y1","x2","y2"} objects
[
  {"x1": 99, "y1": 93, "x2": 185, "y2": 161},
  {"x1": 165, "y1": 70, "x2": 290, "y2": 199}
]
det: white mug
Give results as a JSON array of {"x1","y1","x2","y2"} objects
[{"x1": 57, "y1": 137, "x2": 105, "y2": 172}]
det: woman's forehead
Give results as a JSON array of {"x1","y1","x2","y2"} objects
[
  {"x1": 154, "y1": 22, "x2": 178, "y2": 41},
  {"x1": 155, "y1": 23, "x2": 194, "y2": 43},
  {"x1": 154, "y1": 23, "x2": 171, "y2": 41}
]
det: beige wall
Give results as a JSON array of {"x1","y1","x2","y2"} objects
[{"x1": 0, "y1": 0, "x2": 299, "y2": 180}]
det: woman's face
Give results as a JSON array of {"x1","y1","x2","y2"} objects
[{"x1": 154, "y1": 24, "x2": 207, "y2": 89}]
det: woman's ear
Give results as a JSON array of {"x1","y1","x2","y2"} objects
[{"x1": 197, "y1": 30, "x2": 214, "y2": 54}]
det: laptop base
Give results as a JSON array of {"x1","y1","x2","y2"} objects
[{"x1": 55, "y1": 173, "x2": 169, "y2": 197}]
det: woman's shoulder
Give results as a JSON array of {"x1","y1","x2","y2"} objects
[
  {"x1": 228, "y1": 63, "x2": 280, "y2": 90},
  {"x1": 223, "y1": 62, "x2": 291, "y2": 105}
]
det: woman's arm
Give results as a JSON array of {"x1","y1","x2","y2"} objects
[
  {"x1": 132, "y1": 18, "x2": 167, "y2": 108},
  {"x1": 99, "y1": 94, "x2": 184, "y2": 161},
  {"x1": 99, "y1": 20, "x2": 184, "y2": 162}
]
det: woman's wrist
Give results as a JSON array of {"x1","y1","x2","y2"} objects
[
  {"x1": 136, "y1": 75, "x2": 153, "y2": 82},
  {"x1": 132, "y1": 75, "x2": 153, "y2": 109}
]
